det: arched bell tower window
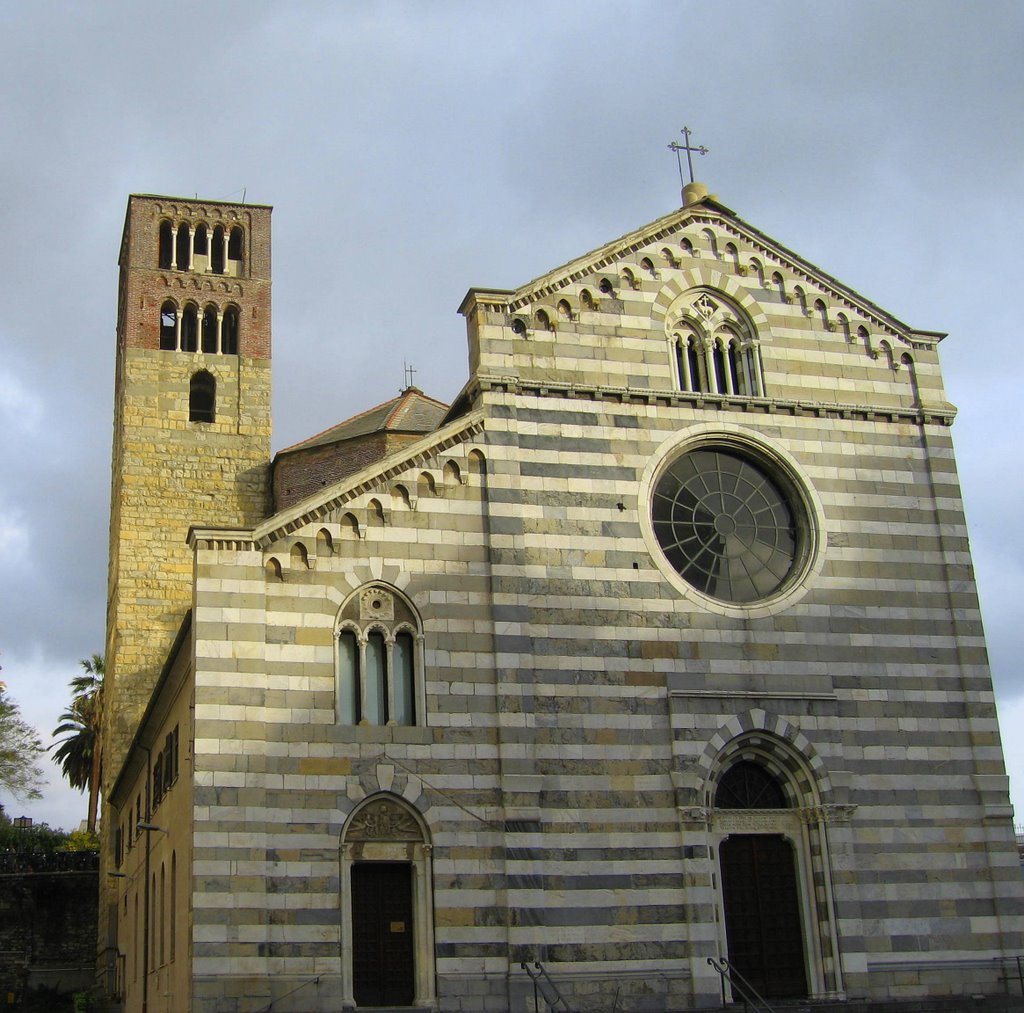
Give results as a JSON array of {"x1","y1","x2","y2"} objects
[
  {"x1": 174, "y1": 226, "x2": 190, "y2": 273},
  {"x1": 189, "y1": 371, "x2": 215, "y2": 423},
  {"x1": 158, "y1": 221, "x2": 173, "y2": 270},
  {"x1": 228, "y1": 226, "x2": 244, "y2": 266},
  {"x1": 211, "y1": 225, "x2": 225, "y2": 274},
  {"x1": 180, "y1": 304, "x2": 198, "y2": 353},
  {"x1": 159, "y1": 301, "x2": 177, "y2": 350},
  {"x1": 222, "y1": 306, "x2": 239, "y2": 355},
  {"x1": 201, "y1": 305, "x2": 218, "y2": 354},
  {"x1": 157, "y1": 219, "x2": 247, "y2": 277}
]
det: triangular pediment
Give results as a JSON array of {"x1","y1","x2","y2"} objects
[
  {"x1": 457, "y1": 196, "x2": 949, "y2": 421},
  {"x1": 463, "y1": 197, "x2": 931, "y2": 345}
]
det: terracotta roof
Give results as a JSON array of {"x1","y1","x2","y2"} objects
[{"x1": 277, "y1": 387, "x2": 448, "y2": 455}]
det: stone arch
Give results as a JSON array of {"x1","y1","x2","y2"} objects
[
  {"x1": 700, "y1": 228, "x2": 720, "y2": 259},
  {"x1": 417, "y1": 472, "x2": 437, "y2": 498},
  {"x1": 391, "y1": 483, "x2": 412, "y2": 509},
  {"x1": 696, "y1": 713, "x2": 844, "y2": 1001},
  {"x1": 697, "y1": 710, "x2": 832, "y2": 808},
  {"x1": 339, "y1": 793, "x2": 437, "y2": 1009},
  {"x1": 652, "y1": 266, "x2": 770, "y2": 335},
  {"x1": 467, "y1": 448, "x2": 487, "y2": 476},
  {"x1": 771, "y1": 271, "x2": 788, "y2": 303},
  {"x1": 443, "y1": 459, "x2": 462, "y2": 487},
  {"x1": 749, "y1": 256, "x2": 766, "y2": 288},
  {"x1": 366, "y1": 498, "x2": 385, "y2": 526},
  {"x1": 813, "y1": 297, "x2": 831, "y2": 330},
  {"x1": 290, "y1": 542, "x2": 310, "y2": 570},
  {"x1": 317, "y1": 528, "x2": 334, "y2": 557}
]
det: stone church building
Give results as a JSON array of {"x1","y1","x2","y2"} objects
[{"x1": 100, "y1": 185, "x2": 1023, "y2": 1012}]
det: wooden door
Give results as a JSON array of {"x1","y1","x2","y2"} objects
[
  {"x1": 720, "y1": 834, "x2": 808, "y2": 999},
  {"x1": 352, "y1": 862, "x2": 415, "y2": 1006}
]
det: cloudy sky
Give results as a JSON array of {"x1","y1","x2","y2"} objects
[{"x1": 1, "y1": 1, "x2": 1022, "y2": 830}]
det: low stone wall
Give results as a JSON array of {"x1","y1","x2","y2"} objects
[{"x1": 0, "y1": 855, "x2": 99, "y2": 1005}]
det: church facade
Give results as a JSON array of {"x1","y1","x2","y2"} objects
[{"x1": 102, "y1": 188, "x2": 1023, "y2": 1012}]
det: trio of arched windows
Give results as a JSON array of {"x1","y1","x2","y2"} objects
[
  {"x1": 158, "y1": 220, "x2": 244, "y2": 274},
  {"x1": 675, "y1": 328, "x2": 763, "y2": 397},
  {"x1": 671, "y1": 291, "x2": 765, "y2": 397},
  {"x1": 335, "y1": 586, "x2": 422, "y2": 727},
  {"x1": 160, "y1": 301, "x2": 239, "y2": 354}
]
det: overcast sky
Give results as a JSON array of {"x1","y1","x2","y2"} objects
[{"x1": 1, "y1": 1, "x2": 1022, "y2": 830}]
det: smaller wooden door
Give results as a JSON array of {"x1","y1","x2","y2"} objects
[
  {"x1": 352, "y1": 862, "x2": 415, "y2": 1006},
  {"x1": 720, "y1": 834, "x2": 808, "y2": 999}
]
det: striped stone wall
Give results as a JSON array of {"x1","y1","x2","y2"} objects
[{"x1": 128, "y1": 198, "x2": 1022, "y2": 1011}]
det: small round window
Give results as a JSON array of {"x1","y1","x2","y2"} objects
[{"x1": 652, "y1": 445, "x2": 803, "y2": 604}]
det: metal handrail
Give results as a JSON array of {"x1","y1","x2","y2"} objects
[
  {"x1": 706, "y1": 955, "x2": 777, "y2": 1012},
  {"x1": 521, "y1": 960, "x2": 572, "y2": 1013}
]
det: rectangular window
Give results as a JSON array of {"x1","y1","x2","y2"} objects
[{"x1": 152, "y1": 754, "x2": 164, "y2": 808}]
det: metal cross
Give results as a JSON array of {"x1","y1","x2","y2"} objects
[
  {"x1": 668, "y1": 126, "x2": 709, "y2": 185},
  {"x1": 403, "y1": 361, "x2": 417, "y2": 390}
]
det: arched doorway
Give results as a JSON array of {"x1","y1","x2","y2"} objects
[
  {"x1": 716, "y1": 761, "x2": 808, "y2": 999},
  {"x1": 340, "y1": 795, "x2": 436, "y2": 1008}
]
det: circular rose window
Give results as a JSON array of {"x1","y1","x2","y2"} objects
[{"x1": 652, "y1": 446, "x2": 802, "y2": 604}]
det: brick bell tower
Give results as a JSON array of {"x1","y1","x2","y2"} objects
[{"x1": 105, "y1": 194, "x2": 273, "y2": 790}]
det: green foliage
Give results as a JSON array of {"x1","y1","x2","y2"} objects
[
  {"x1": 0, "y1": 684, "x2": 45, "y2": 802},
  {"x1": 0, "y1": 815, "x2": 70, "y2": 852},
  {"x1": 73, "y1": 991, "x2": 96, "y2": 1012},
  {"x1": 51, "y1": 655, "x2": 104, "y2": 832},
  {"x1": 61, "y1": 827, "x2": 100, "y2": 851}
]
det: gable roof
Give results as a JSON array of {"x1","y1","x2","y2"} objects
[
  {"x1": 275, "y1": 387, "x2": 449, "y2": 457},
  {"x1": 459, "y1": 194, "x2": 943, "y2": 345}
]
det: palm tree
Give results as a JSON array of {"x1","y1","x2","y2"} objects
[{"x1": 51, "y1": 655, "x2": 104, "y2": 832}]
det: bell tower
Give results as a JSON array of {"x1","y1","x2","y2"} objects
[{"x1": 105, "y1": 194, "x2": 273, "y2": 779}]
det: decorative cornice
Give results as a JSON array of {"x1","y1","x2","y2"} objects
[
  {"x1": 466, "y1": 202, "x2": 925, "y2": 345},
  {"x1": 254, "y1": 409, "x2": 486, "y2": 547},
  {"x1": 677, "y1": 803, "x2": 857, "y2": 829},
  {"x1": 471, "y1": 374, "x2": 956, "y2": 427}
]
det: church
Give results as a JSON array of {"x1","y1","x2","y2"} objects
[{"x1": 99, "y1": 181, "x2": 1024, "y2": 1012}]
